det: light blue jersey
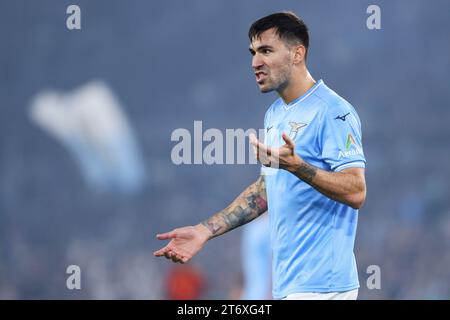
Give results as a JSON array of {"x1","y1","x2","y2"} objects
[{"x1": 261, "y1": 79, "x2": 366, "y2": 299}]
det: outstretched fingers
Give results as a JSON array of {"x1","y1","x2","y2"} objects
[
  {"x1": 156, "y1": 230, "x2": 177, "y2": 240},
  {"x1": 249, "y1": 134, "x2": 259, "y2": 157},
  {"x1": 153, "y1": 245, "x2": 170, "y2": 257},
  {"x1": 167, "y1": 250, "x2": 186, "y2": 264},
  {"x1": 154, "y1": 247, "x2": 184, "y2": 263},
  {"x1": 249, "y1": 133, "x2": 273, "y2": 165},
  {"x1": 250, "y1": 134, "x2": 271, "y2": 153}
]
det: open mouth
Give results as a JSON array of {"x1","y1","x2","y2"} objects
[{"x1": 255, "y1": 71, "x2": 268, "y2": 83}]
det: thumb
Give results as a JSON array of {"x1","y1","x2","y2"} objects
[
  {"x1": 282, "y1": 132, "x2": 295, "y2": 148},
  {"x1": 156, "y1": 230, "x2": 177, "y2": 240}
]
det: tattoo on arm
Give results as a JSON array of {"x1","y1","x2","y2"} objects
[
  {"x1": 294, "y1": 161, "x2": 318, "y2": 184},
  {"x1": 201, "y1": 177, "x2": 267, "y2": 238}
]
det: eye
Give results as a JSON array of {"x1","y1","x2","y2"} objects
[{"x1": 262, "y1": 49, "x2": 271, "y2": 55}]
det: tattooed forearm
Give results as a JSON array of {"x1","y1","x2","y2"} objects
[
  {"x1": 294, "y1": 161, "x2": 318, "y2": 184},
  {"x1": 201, "y1": 176, "x2": 267, "y2": 238},
  {"x1": 290, "y1": 159, "x2": 366, "y2": 209}
]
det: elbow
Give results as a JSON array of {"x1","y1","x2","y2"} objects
[
  {"x1": 339, "y1": 169, "x2": 367, "y2": 209},
  {"x1": 346, "y1": 189, "x2": 366, "y2": 210}
]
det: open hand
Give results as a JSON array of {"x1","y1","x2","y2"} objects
[{"x1": 154, "y1": 224, "x2": 211, "y2": 264}]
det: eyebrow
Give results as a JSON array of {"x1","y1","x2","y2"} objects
[{"x1": 249, "y1": 45, "x2": 274, "y2": 53}]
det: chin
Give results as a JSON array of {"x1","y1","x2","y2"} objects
[{"x1": 258, "y1": 83, "x2": 275, "y2": 93}]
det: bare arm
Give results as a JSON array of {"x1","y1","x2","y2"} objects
[
  {"x1": 290, "y1": 164, "x2": 366, "y2": 209},
  {"x1": 201, "y1": 175, "x2": 267, "y2": 239},
  {"x1": 154, "y1": 176, "x2": 267, "y2": 263},
  {"x1": 250, "y1": 132, "x2": 366, "y2": 209}
]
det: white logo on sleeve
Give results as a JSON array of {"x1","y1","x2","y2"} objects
[{"x1": 338, "y1": 134, "x2": 363, "y2": 159}]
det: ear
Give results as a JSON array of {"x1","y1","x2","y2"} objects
[{"x1": 292, "y1": 45, "x2": 306, "y2": 64}]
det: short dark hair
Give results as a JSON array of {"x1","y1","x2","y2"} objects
[{"x1": 248, "y1": 12, "x2": 310, "y2": 58}]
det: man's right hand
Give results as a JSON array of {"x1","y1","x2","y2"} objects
[{"x1": 153, "y1": 224, "x2": 212, "y2": 264}]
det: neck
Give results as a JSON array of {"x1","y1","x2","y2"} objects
[{"x1": 278, "y1": 68, "x2": 316, "y2": 105}]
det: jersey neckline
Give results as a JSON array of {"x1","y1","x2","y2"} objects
[{"x1": 282, "y1": 79, "x2": 323, "y2": 111}]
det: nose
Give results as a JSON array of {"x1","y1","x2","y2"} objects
[{"x1": 252, "y1": 54, "x2": 264, "y2": 70}]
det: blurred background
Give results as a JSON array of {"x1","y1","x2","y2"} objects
[{"x1": 1, "y1": 0, "x2": 449, "y2": 299}]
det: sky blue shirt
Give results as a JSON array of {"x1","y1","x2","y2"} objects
[{"x1": 261, "y1": 79, "x2": 366, "y2": 299}]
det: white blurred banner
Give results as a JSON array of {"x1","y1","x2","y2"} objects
[{"x1": 29, "y1": 80, "x2": 146, "y2": 193}]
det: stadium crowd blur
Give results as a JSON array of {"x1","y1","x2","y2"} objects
[{"x1": 1, "y1": 1, "x2": 449, "y2": 299}]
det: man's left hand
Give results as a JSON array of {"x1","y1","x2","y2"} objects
[{"x1": 249, "y1": 133, "x2": 303, "y2": 172}]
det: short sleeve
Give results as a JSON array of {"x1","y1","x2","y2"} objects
[{"x1": 319, "y1": 104, "x2": 366, "y2": 172}]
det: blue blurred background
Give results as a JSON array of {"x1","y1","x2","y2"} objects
[{"x1": 1, "y1": 0, "x2": 449, "y2": 299}]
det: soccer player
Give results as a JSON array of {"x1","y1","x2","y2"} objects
[{"x1": 154, "y1": 12, "x2": 367, "y2": 300}]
